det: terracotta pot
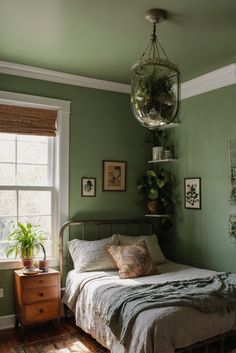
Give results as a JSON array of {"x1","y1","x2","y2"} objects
[
  {"x1": 39, "y1": 259, "x2": 49, "y2": 272},
  {"x1": 22, "y1": 257, "x2": 34, "y2": 269},
  {"x1": 146, "y1": 200, "x2": 158, "y2": 214},
  {"x1": 21, "y1": 257, "x2": 36, "y2": 273}
]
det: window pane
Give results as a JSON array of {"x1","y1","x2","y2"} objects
[
  {"x1": 44, "y1": 239, "x2": 52, "y2": 258},
  {"x1": 17, "y1": 164, "x2": 48, "y2": 186},
  {"x1": 17, "y1": 138, "x2": 48, "y2": 164},
  {"x1": 0, "y1": 242, "x2": 9, "y2": 259},
  {"x1": 0, "y1": 163, "x2": 15, "y2": 185},
  {"x1": 19, "y1": 215, "x2": 51, "y2": 234},
  {"x1": 0, "y1": 216, "x2": 17, "y2": 241},
  {"x1": 0, "y1": 132, "x2": 55, "y2": 261},
  {"x1": 17, "y1": 135, "x2": 47, "y2": 143},
  {"x1": 0, "y1": 141, "x2": 15, "y2": 163},
  {"x1": 0, "y1": 191, "x2": 17, "y2": 216},
  {"x1": 0, "y1": 133, "x2": 16, "y2": 141},
  {"x1": 19, "y1": 190, "x2": 51, "y2": 216}
]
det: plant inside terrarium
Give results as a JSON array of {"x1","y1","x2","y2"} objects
[
  {"x1": 133, "y1": 71, "x2": 176, "y2": 123},
  {"x1": 144, "y1": 129, "x2": 167, "y2": 147}
]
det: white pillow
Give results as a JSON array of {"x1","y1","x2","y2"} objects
[
  {"x1": 68, "y1": 235, "x2": 118, "y2": 272},
  {"x1": 117, "y1": 234, "x2": 166, "y2": 265}
]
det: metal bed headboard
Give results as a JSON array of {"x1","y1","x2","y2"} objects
[{"x1": 59, "y1": 218, "x2": 153, "y2": 279}]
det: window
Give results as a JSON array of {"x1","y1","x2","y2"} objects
[
  {"x1": 0, "y1": 91, "x2": 70, "y2": 269},
  {"x1": 0, "y1": 133, "x2": 54, "y2": 259}
]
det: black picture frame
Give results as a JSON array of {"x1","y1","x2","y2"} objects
[
  {"x1": 184, "y1": 177, "x2": 201, "y2": 209},
  {"x1": 81, "y1": 177, "x2": 96, "y2": 197}
]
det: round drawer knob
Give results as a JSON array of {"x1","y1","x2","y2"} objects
[
  {"x1": 39, "y1": 309, "x2": 44, "y2": 313},
  {"x1": 39, "y1": 292, "x2": 44, "y2": 297}
]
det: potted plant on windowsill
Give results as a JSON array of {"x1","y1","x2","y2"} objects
[
  {"x1": 6, "y1": 223, "x2": 47, "y2": 274},
  {"x1": 39, "y1": 243, "x2": 49, "y2": 272},
  {"x1": 137, "y1": 169, "x2": 173, "y2": 214}
]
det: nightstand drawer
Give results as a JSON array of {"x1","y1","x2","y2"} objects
[
  {"x1": 23, "y1": 286, "x2": 59, "y2": 304},
  {"x1": 14, "y1": 269, "x2": 60, "y2": 330},
  {"x1": 24, "y1": 300, "x2": 59, "y2": 324},
  {"x1": 23, "y1": 274, "x2": 58, "y2": 289}
]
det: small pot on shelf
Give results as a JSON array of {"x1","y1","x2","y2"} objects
[
  {"x1": 164, "y1": 149, "x2": 174, "y2": 159},
  {"x1": 152, "y1": 146, "x2": 164, "y2": 160}
]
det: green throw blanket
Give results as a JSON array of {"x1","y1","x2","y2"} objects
[{"x1": 94, "y1": 273, "x2": 236, "y2": 345}]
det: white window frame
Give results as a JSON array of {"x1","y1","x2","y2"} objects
[{"x1": 0, "y1": 91, "x2": 70, "y2": 270}]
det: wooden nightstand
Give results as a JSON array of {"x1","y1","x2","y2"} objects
[{"x1": 14, "y1": 269, "x2": 61, "y2": 331}]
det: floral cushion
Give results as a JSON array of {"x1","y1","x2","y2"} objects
[
  {"x1": 117, "y1": 234, "x2": 166, "y2": 265},
  {"x1": 108, "y1": 241, "x2": 158, "y2": 279}
]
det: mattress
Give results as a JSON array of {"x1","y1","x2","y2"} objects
[{"x1": 62, "y1": 261, "x2": 236, "y2": 353}]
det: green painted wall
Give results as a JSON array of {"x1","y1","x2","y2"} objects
[
  {"x1": 0, "y1": 73, "x2": 148, "y2": 316},
  {"x1": 170, "y1": 84, "x2": 236, "y2": 273},
  {"x1": 1, "y1": 73, "x2": 235, "y2": 318}
]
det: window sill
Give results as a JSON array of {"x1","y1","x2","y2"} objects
[{"x1": 0, "y1": 257, "x2": 59, "y2": 270}]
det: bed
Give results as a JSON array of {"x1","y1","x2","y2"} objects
[{"x1": 60, "y1": 219, "x2": 236, "y2": 353}]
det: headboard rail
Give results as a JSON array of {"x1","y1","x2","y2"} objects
[{"x1": 59, "y1": 218, "x2": 153, "y2": 279}]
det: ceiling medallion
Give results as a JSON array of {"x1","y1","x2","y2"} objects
[{"x1": 130, "y1": 9, "x2": 180, "y2": 129}]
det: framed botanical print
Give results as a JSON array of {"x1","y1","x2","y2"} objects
[
  {"x1": 81, "y1": 177, "x2": 96, "y2": 197},
  {"x1": 103, "y1": 160, "x2": 126, "y2": 191},
  {"x1": 184, "y1": 177, "x2": 201, "y2": 209}
]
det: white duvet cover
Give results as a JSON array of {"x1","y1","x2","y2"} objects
[{"x1": 62, "y1": 261, "x2": 236, "y2": 353}]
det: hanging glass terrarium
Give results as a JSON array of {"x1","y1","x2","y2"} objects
[{"x1": 131, "y1": 9, "x2": 180, "y2": 129}]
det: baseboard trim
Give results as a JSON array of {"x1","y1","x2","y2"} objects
[{"x1": 0, "y1": 314, "x2": 15, "y2": 330}]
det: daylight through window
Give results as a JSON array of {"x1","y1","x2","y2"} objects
[{"x1": 0, "y1": 133, "x2": 55, "y2": 259}]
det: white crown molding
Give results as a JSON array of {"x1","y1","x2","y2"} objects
[
  {"x1": 181, "y1": 63, "x2": 236, "y2": 100},
  {"x1": 0, "y1": 61, "x2": 130, "y2": 94},
  {"x1": 0, "y1": 314, "x2": 15, "y2": 330},
  {"x1": 0, "y1": 60, "x2": 235, "y2": 98}
]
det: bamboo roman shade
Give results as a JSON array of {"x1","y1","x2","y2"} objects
[{"x1": 0, "y1": 104, "x2": 57, "y2": 136}]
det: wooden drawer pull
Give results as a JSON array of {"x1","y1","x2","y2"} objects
[
  {"x1": 39, "y1": 309, "x2": 44, "y2": 313},
  {"x1": 39, "y1": 292, "x2": 44, "y2": 297},
  {"x1": 39, "y1": 280, "x2": 43, "y2": 283}
]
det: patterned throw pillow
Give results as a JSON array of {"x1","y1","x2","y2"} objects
[
  {"x1": 117, "y1": 234, "x2": 166, "y2": 265},
  {"x1": 108, "y1": 241, "x2": 158, "y2": 279}
]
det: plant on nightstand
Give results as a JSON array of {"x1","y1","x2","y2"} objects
[{"x1": 6, "y1": 222, "x2": 47, "y2": 273}]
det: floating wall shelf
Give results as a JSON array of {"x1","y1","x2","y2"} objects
[
  {"x1": 148, "y1": 159, "x2": 178, "y2": 164},
  {"x1": 145, "y1": 214, "x2": 172, "y2": 218}
]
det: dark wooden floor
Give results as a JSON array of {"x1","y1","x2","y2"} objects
[{"x1": 0, "y1": 317, "x2": 109, "y2": 353}]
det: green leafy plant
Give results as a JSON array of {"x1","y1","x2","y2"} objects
[
  {"x1": 137, "y1": 169, "x2": 173, "y2": 213},
  {"x1": 6, "y1": 223, "x2": 47, "y2": 259},
  {"x1": 144, "y1": 129, "x2": 167, "y2": 147},
  {"x1": 133, "y1": 73, "x2": 176, "y2": 121}
]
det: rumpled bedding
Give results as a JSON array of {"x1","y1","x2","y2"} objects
[{"x1": 62, "y1": 261, "x2": 236, "y2": 353}]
